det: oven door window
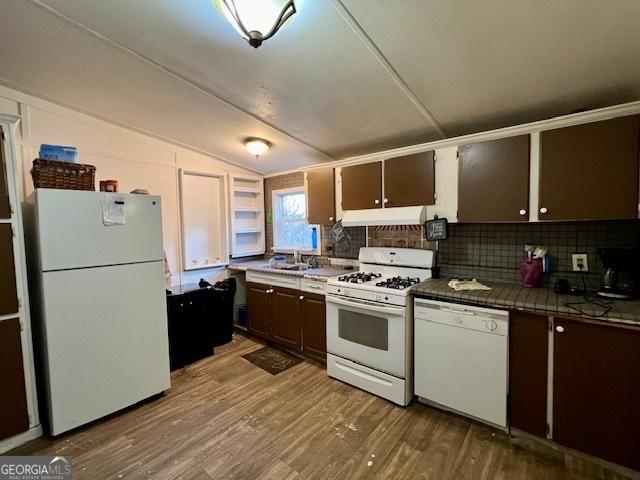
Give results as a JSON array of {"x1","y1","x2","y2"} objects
[{"x1": 338, "y1": 309, "x2": 388, "y2": 351}]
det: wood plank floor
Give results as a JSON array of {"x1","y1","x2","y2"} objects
[{"x1": 11, "y1": 334, "x2": 634, "y2": 480}]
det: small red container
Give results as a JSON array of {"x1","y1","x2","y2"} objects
[
  {"x1": 100, "y1": 179, "x2": 118, "y2": 193},
  {"x1": 520, "y1": 257, "x2": 543, "y2": 288}
]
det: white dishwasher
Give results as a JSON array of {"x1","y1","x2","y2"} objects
[{"x1": 414, "y1": 298, "x2": 509, "y2": 429}]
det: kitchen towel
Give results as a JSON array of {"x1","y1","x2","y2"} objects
[
  {"x1": 448, "y1": 279, "x2": 492, "y2": 291},
  {"x1": 101, "y1": 193, "x2": 126, "y2": 225}
]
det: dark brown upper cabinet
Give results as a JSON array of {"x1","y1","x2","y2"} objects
[
  {"x1": 341, "y1": 162, "x2": 382, "y2": 210},
  {"x1": 553, "y1": 317, "x2": 640, "y2": 471},
  {"x1": 0, "y1": 129, "x2": 11, "y2": 219},
  {"x1": 0, "y1": 224, "x2": 18, "y2": 316},
  {"x1": 458, "y1": 135, "x2": 530, "y2": 222},
  {"x1": 509, "y1": 311, "x2": 548, "y2": 438},
  {"x1": 539, "y1": 116, "x2": 640, "y2": 221},
  {"x1": 0, "y1": 318, "x2": 29, "y2": 441},
  {"x1": 383, "y1": 152, "x2": 435, "y2": 208},
  {"x1": 306, "y1": 168, "x2": 335, "y2": 225}
]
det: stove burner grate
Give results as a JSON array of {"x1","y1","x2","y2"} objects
[
  {"x1": 376, "y1": 276, "x2": 421, "y2": 290},
  {"x1": 337, "y1": 272, "x2": 382, "y2": 284}
]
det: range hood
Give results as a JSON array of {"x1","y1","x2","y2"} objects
[{"x1": 341, "y1": 206, "x2": 428, "y2": 227}]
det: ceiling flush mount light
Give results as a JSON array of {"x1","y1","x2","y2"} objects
[
  {"x1": 217, "y1": 0, "x2": 297, "y2": 48},
  {"x1": 244, "y1": 138, "x2": 271, "y2": 158}
]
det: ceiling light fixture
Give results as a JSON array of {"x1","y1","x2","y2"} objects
[
  {"x1": 216, "y1": 0, "x2": 297, "y2": 48},
  {"x1": 244, "y1": 138, "x2": 271, "y2": 158}
]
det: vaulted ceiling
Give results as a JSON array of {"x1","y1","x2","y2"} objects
[{"x1": 0, "y1": 0, "x2": 639, "y2": 173}]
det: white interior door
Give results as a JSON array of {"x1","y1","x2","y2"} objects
[{"x1": 40, "y1": 261, "x2": 170, "y2": 435}]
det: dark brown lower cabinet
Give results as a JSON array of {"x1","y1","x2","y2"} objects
[
  {"x1": 301, "y1": 292, "x2": 326, "y2": 359},
  {"x1": 509, "y1": 311, "x2": 548, "y2": 438},
  {"x1": 0, "y1": 224, "x2": 19, "y2": 316},
  {"x1": 0, "y1": 318, "x2": 29, "y2": 441},
  {"x1": 246, "y1": 282, "x2": 326, "y2": 358},
  {"x1": 553, "y1": 318, "x2": 640, "y2": 471},
  {"x1": 271, "y1": 287, "x2": 302, "y2": 350},
  {"x1": 247, "y1": 282, "x2": 272, "y2": 340}
]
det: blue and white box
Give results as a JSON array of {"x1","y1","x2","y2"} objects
[{"x1": 39, "y1": 144, "x2": 78, "y2": 163}]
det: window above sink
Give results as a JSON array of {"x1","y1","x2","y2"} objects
[{"x1": 272, "y1": 187, "x2": 321, "y2": 255}]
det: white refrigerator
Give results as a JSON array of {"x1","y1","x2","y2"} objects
[{"x1": 25, "y1": 189, "x2": 170, "y2": 435}]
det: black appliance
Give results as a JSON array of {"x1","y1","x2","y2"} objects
[
  {"x1": 166, "y1": 278, "x2": 236, "y2": 371},
  {"x1": 596, "y1": 248, "x2": 639, "y2": 300}
]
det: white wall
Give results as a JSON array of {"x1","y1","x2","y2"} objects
[{"x1": 0, "y1": 85, "x2": 259, "y2": 286}]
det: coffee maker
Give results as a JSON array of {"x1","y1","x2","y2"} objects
[{"x1": 596, "y1": 247, "x2": 639, "y2": 300}]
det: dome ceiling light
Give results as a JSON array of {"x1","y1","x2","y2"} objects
[
  {"x1": 217, "y1": 0, "x2": 297, "y2": 49},
  {"x1": 244, "y1": 138, "x2": 271, "y2": 158}
]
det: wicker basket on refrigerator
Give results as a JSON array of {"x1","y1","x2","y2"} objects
[{"x1": 30, "y1": 159, "x2": 96, "y2": 191}]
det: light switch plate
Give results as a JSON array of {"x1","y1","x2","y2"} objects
[{"x1": 572, "y1": 253, "x2": 589, "y2": 272}]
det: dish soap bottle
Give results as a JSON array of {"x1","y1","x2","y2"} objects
[{"x1": 311, "y1": 227, "x2": 318, "y2": 250}]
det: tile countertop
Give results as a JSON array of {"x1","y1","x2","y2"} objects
[
  {"x1": 411, "y1": 278, "x2": 640, "y2": 327},
  {"x1": 227, "y1": 260, "x2": 353, "y2": 281}
]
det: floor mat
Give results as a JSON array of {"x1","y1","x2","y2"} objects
[{"x1": 242, "y1": 346, "x2": 303, "y2": 375}]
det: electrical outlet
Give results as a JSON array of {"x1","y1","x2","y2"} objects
[{"x1": 572, "y1": 253, "x2": 589, "y2": 272}]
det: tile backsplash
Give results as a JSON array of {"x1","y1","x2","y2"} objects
[{"x1": 437, "y1": 221, "x2": 640, "y2": 288}]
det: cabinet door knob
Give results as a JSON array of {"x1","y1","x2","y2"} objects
[
  {"x1": 519, "y1": 209, "x2": 527, "y2": 216},
  {"x1": 383, "y1": 198, "x2": 389, "y2": 204},
  {"x1": 329, "y1": 216, "x2": 334, "y2": 221},
  {"x1": 540, "y1": 207, "x2": 548, "y2": 214},
  {"x1": 556, "y1": 325, "x2": 565, "y2": 333},
  {"x1": 374, "y1": 199, "x2": 380, "y2": 205},
  {"x1": 299, "y1": 295, "x2": 304, "y2": 300}
]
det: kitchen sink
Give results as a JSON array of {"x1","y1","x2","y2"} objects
[{"x1": 272, "y1": 262, "x2": 309, "y2": 271}]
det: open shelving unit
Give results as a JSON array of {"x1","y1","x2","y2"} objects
[{"x1": 229, "y1": 174, "x2": 265, "y2": 258}]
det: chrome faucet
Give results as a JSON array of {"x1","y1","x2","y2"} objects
[{"x1": 293, "y1": 250, "x2": 301, "y2": 264}]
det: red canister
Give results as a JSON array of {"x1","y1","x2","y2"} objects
[{"x1": 99, "y1": 180, "x2": 118, "y2": 192}]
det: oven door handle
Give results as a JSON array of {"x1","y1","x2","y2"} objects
[{"x1": 326, "y1": 294, "x2": 405, "y2": 316}]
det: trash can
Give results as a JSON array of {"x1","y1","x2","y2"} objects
[{"x1": 211, "y1": 277, "x2": 236, "y2": 347}]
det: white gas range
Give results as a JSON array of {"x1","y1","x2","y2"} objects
[{"x1": 325, "y1": 247, "x2": 434, "y2": 406}]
